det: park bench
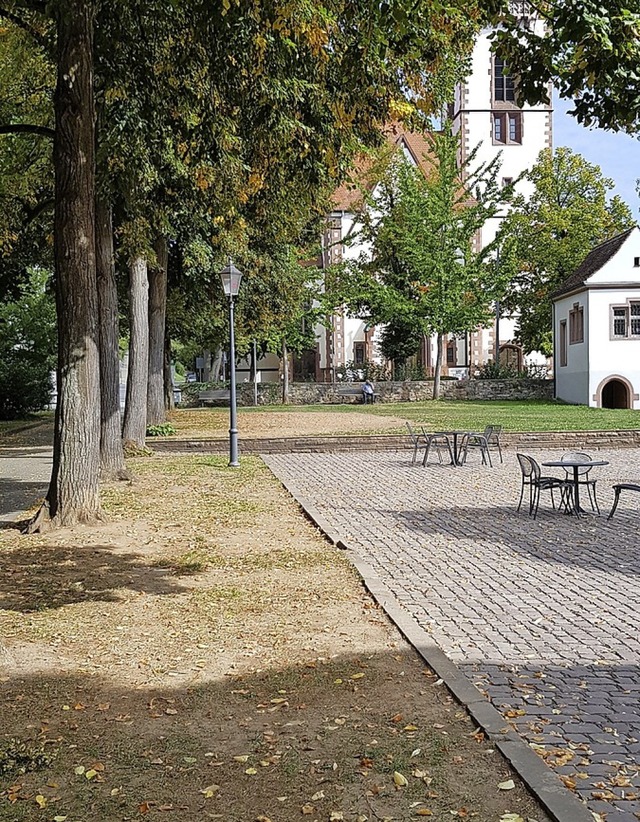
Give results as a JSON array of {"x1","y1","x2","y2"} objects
[
  {"x1": 199, "y1": 388, "x2": 231, "y2": 406},
  {"x1": 333, "y1": 386, "x2": 379, "y2": 404}
]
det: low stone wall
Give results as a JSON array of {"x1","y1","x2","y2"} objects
[{"x1": 230, "y1": 378, "x2": 554, "y2": 406}]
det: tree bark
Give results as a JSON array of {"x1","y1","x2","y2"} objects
[
  {"x1": 29, "y1": 0, "x2": 101, "y2": 531},
  {"x1": 147, "y1": 236, "x2": 168, "y2": 425},
  {"x1": 433, "y1": 332, "x2": 445, "y2": 400},
  {"x1": 281, "y1": 339, "x2": 289, "y2": 404},
  {"x1": 122, "y1": 255, "x2": 149, "y2": 448},
  {"x1": 96, "y1": 197, "x2": 129, "y2": 480},
  {"x1": 163, "y1": 331, "x2": 174, "y2": 411}
]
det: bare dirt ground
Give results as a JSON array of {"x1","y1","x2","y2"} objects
[
  {"x1": 0, "y1": 423, "x2": 550, "y2": 821},
  {"x1": 167, "y1": 408, "x2": 407, "y2": 440}
]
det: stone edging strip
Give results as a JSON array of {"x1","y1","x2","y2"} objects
[
  {"x1": 273, "y1": 468, "x2": 594, "y2": 822},
  {"x1": 152, "y1": 428, "x2": 640, "y2": 455}
]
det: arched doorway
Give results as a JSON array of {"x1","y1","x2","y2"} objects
[{"x1": 601, "y1": 378, "x2": 630, "y2": 409}]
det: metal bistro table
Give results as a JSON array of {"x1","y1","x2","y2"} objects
[
  {"x1": 433, "y1": 430, "x2": 470, "y2": 467},
  {"x1": 542, "y1": 458, "x2": 609, "y2": 514}
]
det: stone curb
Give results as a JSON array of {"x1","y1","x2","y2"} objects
[
  {"x1": 152, "y1": 428, "x2": 640, "y2": 455},
  {"x1": 269, "y1": 465, "x2": 594, "y2": 822}
]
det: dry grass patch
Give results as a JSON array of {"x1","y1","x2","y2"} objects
[{"x1": 0, "y1": 454, "x2": 550, "y2": 821}]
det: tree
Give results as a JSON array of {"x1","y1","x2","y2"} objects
[
  {"x1": 0, "y1": 270, "x2": 56, "y2": 419},
  {"x1": 497, "y1": 147, "x2": 634, "y2": 356},
  {"x1": 333, "y1": 129, "x2": 512, "y2": 397},
  {"x1": 490, "y1": 1, "x2": 640, "y2": 132}
]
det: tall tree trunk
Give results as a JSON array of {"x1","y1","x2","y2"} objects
[
  {"x1": 163, "y1": 332, "x2": 174, "y2": 411},
  {"x1": 281, "y1": 339, "x2": 289, "y2": 404},
  {"x1": 433, "y1": 332, "x2": 445, "y2": 400},
  {"x1": 122, "y1": 255, "x2": 149, "y2": 448},
  {"x1": 96, "y1": 197, "x2": 129, "y2": 480},
  {"x1": 30, "y1": 0, "x2": 100, "y2": 531},
  {"x1": 147, "y1": 236, "x2": 168, "y2": 425}
]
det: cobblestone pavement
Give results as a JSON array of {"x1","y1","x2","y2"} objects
[{"x1": 265, "y1": 448, "x2": 640, "y2": 820}]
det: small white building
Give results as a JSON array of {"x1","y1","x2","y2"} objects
[{"x1": 552, "y1": 226, "x2": 640, "y2": 409}]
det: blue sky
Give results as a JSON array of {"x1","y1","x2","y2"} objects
[{"x1": 554, "y1": 93, "x2": 640, "y2": 217}]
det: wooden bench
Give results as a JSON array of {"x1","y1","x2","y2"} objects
[
  {"x1": 199, "y1": 388, "x2": 231, "y2": 406},
  {"x1": 608, "y1": 483, "x2": 640, "y2": 519}
]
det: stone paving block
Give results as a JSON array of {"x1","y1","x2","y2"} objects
[{"x1": 264, "y1": 449, "x2": 640, "y2": 819}]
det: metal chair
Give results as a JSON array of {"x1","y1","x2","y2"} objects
[
  {"x1": 608, "y1": 483, "x2": 640, "y2": 519},
  {"x1": 560, "y1": 451, "x2": 599, "y2": 514},
  {"x1": 420, "y1": 427, "x2": 454, "y2": 467},
  {"x1": 460, "y1": 426, "x2": 494, "y2": 467},
  {"x1": 406, "y1": 422, "x2": 429, "y2": 465},
  {"x1": 516, "y1": 453, "x2": 574, "y2": 519}
]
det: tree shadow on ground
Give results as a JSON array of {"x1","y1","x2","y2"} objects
[
  {"x1": 0, "y1": 544, "x2": 191, "y2": 611},
  {"x1": 381, "y1": 502, "x2": 640, "y2": 576},
  {"x1": 0, "y1": 651, "x2": 553, "y2": 822},
  {"x1": 0, "y1": 478, "x2": 48, "y2": 517}
]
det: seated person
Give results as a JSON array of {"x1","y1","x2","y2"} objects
[{"x1": 361, "y1": 379, "x2": 375, "y2": 404}]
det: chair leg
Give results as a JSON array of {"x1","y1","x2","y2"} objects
[
  {"x1": 608, "y1": 487, "x2": 621, "y2": 520},
  {"x1": 587, "y1": 482, "x2": 600, "y2": 514},
  {"x1": 482, "y1": 443, "x2": 492, "y2": 468},
  {"x1": 532, "y1": 485, "x2": 541, "y2": 518},
  {"x1": 422, "y1": 440, "x2": 432, "y2": 467},
  {"x1": 496, "y1": 442, "x2": 503, "y2": 463},
  {"x1": 412, "y1": 443, "x2": 418, "y2": 465}
]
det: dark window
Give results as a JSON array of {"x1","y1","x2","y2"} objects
[
  {"x1": 559, "y1": 320, "x2": 567, "y2": 366},
  {"x1": 353, "y1": 341, "x2": 365, "y2": 364},
  {"x1": 635, "y1": 257, "x2": 640, "y2": 267},
  {"x1": 494, "y1": 57, "x2": 515, "y2": 102},
  {"x1": 569, "y1": 304, "x2": 584, "y2": 344},
  {"x1": 446, "y1": 343, "x2": 456, "y2": 365},
  {"x1": 609, "y1": 303, "x2": 640, "y2": 338},
  {"x1": 508, "y1": 112, "x2": 522, "y2": 143},
  {"x1": 492, "y1": 112, "x2": 521, "y2": 145}
]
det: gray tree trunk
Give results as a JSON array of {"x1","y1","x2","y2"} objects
[
  {"x1": 30, "y1": 0, "x2": 101, "y2": 531},
  {"x1": 433, "y1": 332, "x2": 445, "y2": 400},
  {"x1": 96, "y1": 197, "x2": 129, "y2": 480},
  {"x1": 122, "y1": 255, "x2": 149, "y2": 448},
  {"x1": 281, "y1": 339, "x2": 289, "y2": 404},
  {"x1": 147, "y1": 236, "x2": 168, "y2": 426},
  {"x1": 163, "y1": 332, "x2": 174, "y2": 411}
]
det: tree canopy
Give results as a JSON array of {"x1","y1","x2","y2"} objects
[
  {"x1": 332, "y1": 129, "x2": 512, "y2": 395},
  {"x1": 497, "y1": 147, "x2": 635, "y2": 356},
  {"x1": 490, "y1": 1, "x2": 640, "y2": 132}
]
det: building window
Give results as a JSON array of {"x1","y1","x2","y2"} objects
[
  {"x1": 634, "y1": 257, "x2": 640, "y2": 267},
  {"x1": 446, "y1": 341, "x2": 456, "y2": 365},
  {"x1": 492, "y1": 112, "x2": 522, "y2": 145},
  {"x1": 611, "y1": 302, "x2": 640, "y2": 338},
  {"x1": 559, "y1": 320, "x2": 567, "y2": 366},
  {"x1": 353, "y1": 341, "x2": 365, "y2": 364},
  {"x1": 569, "y1": 303, "x2": 584, "y2": 344},
  {"x1": 494, "y1": 57, "x2": 515, "y2": 102}
]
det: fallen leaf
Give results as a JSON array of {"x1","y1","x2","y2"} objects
[
  {"x1": 301, "y1": 804, "x2": 315, "y2": 814},
  {"x1": 200, "y1": 785, "x2": 220, "y2": 798},
  {"x1": 416, "y1": 810, "x2": 433, "y2": 817},
  {"x1": 350, "y1": 673, "x2": 364, "y2": 680},
  {"x1": 498, "y1": 779, "x2": 515, "y2": 790},
  {"x1": 85, "y1": 769, "x2": 98, "y2": 780},
  {"x1": 53, "y1": 817, "x2": 68, "y2": 821},
  {"x1": 393, "y1": 771, "x2": 408, "y2": 787},
  {"x1": 329, "y1": 813, "x2": 344, "y2": 821},
  {"x1": 35, "y1": 795, "x2": 47, "y2": 808},
  {"x1": 139, "y1": 802, "x2": 151, "y2": 814},
  {"x1": 500, "y1": 815, "x2": 524, "y2": 822},
  {"x1": 74, "y1": 766, "x2": 85, "y2": 775},
  {"x1": 311, "y1": 790, "x2": 325, "y2": 801},
  {"x1": 233, "y1": 755, "x2": 249, "y2": 763},
  {"x1": 245, "y1": 767, "x2": 258, "y2": 775}
]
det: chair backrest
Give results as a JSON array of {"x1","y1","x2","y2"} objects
[
  {"x1": 517, "y1": 453, "x2": 540, "y2": 481},
  {"x1": 406, "y1": 422, "x2": 419, "y2": 445},
  {"x1": 485, "y1": 425, "x2": 501, "y2": 442},
  {"x1": 561, "y1": 450, "x2": 592, "y2": 476}
]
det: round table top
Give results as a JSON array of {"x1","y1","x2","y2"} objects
[{"x1": 542, "y1": 459, "x2": 609, "y2": 468}]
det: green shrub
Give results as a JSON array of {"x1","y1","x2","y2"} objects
[{"x1": 146, "y1": 422, "x2": 177, "y2": 437}]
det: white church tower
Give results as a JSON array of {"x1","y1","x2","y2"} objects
[{"x1": 450, "y1": 21, "x2": 553, "y2": 369}]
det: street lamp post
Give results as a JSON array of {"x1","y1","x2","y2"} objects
[{"x1": 219, "y1": 258, "x2": 243, "y2": 467}]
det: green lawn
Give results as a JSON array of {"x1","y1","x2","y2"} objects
[{"x1": 238, "y1": 399, "x2": 640, "y2": 433}]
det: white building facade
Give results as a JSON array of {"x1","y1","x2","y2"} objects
[{"x1": 553, "y1": 227, "x2": 640, "y2": 409}]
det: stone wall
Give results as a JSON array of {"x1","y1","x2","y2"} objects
[{"x1": 231, "y1": 378, "x2": 554, "y2": 406}]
